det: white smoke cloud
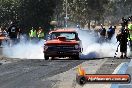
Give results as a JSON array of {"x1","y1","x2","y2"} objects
[
  {"x1": 2, "y1": 28, "x2": 131, "y2": 59},
  {"x1": 77, "y1": 28, "x2": 130, "y2": 59},
  {"x1": 2, "y1": 35, "x2": 44, "y2": 59}
]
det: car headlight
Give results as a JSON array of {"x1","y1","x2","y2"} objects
[{"x1": 75, "y1": 45, "x2": 79, "y2": 49}]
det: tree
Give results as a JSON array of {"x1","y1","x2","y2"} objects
[
  {"x1": 0, "y1": 0, "x2": 57, "y2": 33},
  {"x1": 0, "y1": 0, "x2": 20, "y2": 27},
  {"x1": 54, "y1": 0, "x2": 109, "y2": 28},
  {"x1": 18, "y1": 0, "x2": 56, "y2": 31}
]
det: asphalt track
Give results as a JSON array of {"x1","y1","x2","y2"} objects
[{"x1": 0, "y1": 47, "x2": 131, "y2": 88}]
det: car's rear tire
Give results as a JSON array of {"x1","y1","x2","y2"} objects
[{"x1": 44, "y1": 55, "x2": 49, "y2": 60}]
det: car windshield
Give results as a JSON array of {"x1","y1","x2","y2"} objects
[{"x1": 50, "y1": 32, "x2": 76, "y2": 40}]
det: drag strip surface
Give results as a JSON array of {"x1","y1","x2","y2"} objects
[
  {"x1": 96, "y1": 58, "x2": 131, "y2": 74},
  {"x1": 0, "y1": 58, "x2": 131, "y2": 88},
  {"x1": 0, "y1": 60, "x2": 83, "y2": 88}
]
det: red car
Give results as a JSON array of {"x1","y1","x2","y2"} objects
[
  {"x1": 43, "y1": 29, "x2": 83, "y2": 60},
  {"x1": 0, "y1": 31, "x2": 9, "y2": 46}
]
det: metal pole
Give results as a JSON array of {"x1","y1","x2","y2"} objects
[{"x1": 65, "y1": 0, "x2": 68, "y2": 27}]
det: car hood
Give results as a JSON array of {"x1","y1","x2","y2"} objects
[{"x1": 45, "y1": 39, "x2": 79, "y2": 45}]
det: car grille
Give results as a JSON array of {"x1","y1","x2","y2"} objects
[{"x1": 48, "y1": 45, "x2": 75, "y2": 51}]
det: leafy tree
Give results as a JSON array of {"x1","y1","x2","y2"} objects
[
  {"x1": 0, "y1": 0, "x2": 20, "y2": 26},
  {"x1": 53, "y1": 0, "x2": 109, "y2": 28},
  {"x1": 18, "y1": 0, "x2": 56, "y2": 31}
]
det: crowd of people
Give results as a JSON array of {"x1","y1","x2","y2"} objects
[
  {"x1": 29, "y1": 27, "x2": 44, "y2": 42},
  {"x1": 116, "y1": 16, "x2": 132, "y2": 58},
  {"x1": 98, "y1": 24, "x2": 116, "y2": 43},
  {"x1": 98, "y1": 15, "x2": 132, "y2": 58},
  {"x1": 0, "y1": 22, "x2": 45, "y2": 46}
]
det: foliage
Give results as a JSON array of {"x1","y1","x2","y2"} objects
[{"x1": 0, "y1": 0, "x2": 131, "y2": 30}]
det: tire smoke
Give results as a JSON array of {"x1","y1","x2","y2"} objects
[
  {"x1": 2, "y1": 28, "x2": 131, "y2": 59},
  {"x1": 2, "y1": 35, "x2": 44, "y2": 59},
  {"x1": 77, "y1": 29, "x2": 130, "y2": 59}
]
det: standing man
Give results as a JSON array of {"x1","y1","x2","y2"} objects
[
  {"x1": 29, "y1": 27, "x2": 36, "y2": 38},
  {"x1": 98, "y1": 24, "x2": 106, "y2": 43},
  {"x1": 128, "y1": 19, "x2": 132, "y2": 51},
  {"x1": 107, "y1": 26, "x2": 115, "y2": 40},
  {"x1": 17, "y1": 28, "x2": 22, "y2": 43},
  {"x1": 29, "y1": 27, "x2": 37, "y2": 42},
  {"x1": 7, "y1": 22, "x2": 19, "y2": 46},
  {"x1": 116, "y1": 25, "x2": 130, "y2": 58},
  {"x1": 37, "y1": 27, "x2": 44, "y2": 40}
]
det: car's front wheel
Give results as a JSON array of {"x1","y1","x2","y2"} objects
[
  {"x1": 44, "y1": 55, "x2": 49, "y2": 60},
  {"x1": 71, "y1": 55, "x2": 80, "y2": 60}
]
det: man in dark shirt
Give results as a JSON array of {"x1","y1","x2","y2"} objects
[
  {"x1": 116, "y1": 25, "x2": 130, "y2": 58},
  {"x1": 98, "y1": 24, "x2": 106, "y2": 43},
  {"x1": 7, "y1": 22, "x2": 19, "y2": 46},
  {"x1": 107, "y1": 26, "x2": 115, "y2": 40}
]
